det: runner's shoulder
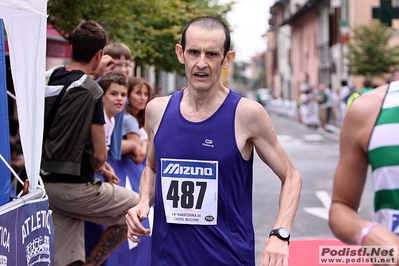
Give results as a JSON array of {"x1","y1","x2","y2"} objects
[{"x1": 346, "y1": 84, "x2": 387, "y2": 121}]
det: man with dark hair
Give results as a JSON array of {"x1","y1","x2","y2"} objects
[
  {"x1": 126, "y1": 16, "x2": 301, "y2": 265},
  {"x1": 41, "y1": 20, "x2": 139, "y2": 266},
  {"x1": 181, "y1": 16, "x2": 231, "y2": 59}
]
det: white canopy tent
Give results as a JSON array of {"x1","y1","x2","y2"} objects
[
  {"x1": 0, "y1": 3, "x2": 55, "y2": 265},
  {"x1": 0, "y1": 0, "x2": 48, "y2": 196}
]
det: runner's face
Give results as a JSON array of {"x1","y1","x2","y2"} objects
[
  {"x1": 180, "y1": 26, "x2": 226, "y2": 92},
  {"x1": 103, "y1": 83, "x2": 127, "y2": 117}
]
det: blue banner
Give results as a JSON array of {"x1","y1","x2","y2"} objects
[
  {"x1": 0, "y1": 198, "x2": 55, "y2": 265},
  {"x1": 85, "y1": 156, "x2": 151, "y2": 265},
  {"x1": 0, "y1": 19, "x2": 11, "y2": 205}
]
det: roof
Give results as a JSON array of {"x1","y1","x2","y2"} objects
[
  {"x1": 47, "y1": 24, "x2": 68, "y2": 43},
  {"x1": 270, "y1": 0, "x2": 289, "y2": 14},
  {"x1": 282, "y1": 0, "x2": 328, "y2": 25}
]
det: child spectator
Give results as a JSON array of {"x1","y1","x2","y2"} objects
[
  {"x1": 91, "y1": 42, "x2": 133, "y2": 161},
  {"x1": 97, "y1": 71, "x2": 128, "y2": 184}
]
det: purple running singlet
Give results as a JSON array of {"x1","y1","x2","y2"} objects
[{"x1": 152, "y1": 89, "x2": 255, "y2": 265}]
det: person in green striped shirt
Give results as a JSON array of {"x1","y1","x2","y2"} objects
[{"x1": 329, "y1": 80, "x2": 399, "y2": 260}]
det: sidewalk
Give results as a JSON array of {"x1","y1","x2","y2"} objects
[{"x1": 265, "y1": 99, "x2": 341, "y2": 142}]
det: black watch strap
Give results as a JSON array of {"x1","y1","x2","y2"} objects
[{"x1": 269, "y1": 227, "x2": 290, "y2": 244}]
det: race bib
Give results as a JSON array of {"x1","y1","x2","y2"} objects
[{"x1": 161, "y1": 158, "x2": 218, "y2": 225}]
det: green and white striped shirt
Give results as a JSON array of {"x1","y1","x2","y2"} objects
[{"x1": 369, "y1": 81, "x2": 399, "y2": 233}]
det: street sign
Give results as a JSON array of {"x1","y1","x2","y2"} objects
[{"x1": 372, "y1": 0, "x2": 399, "y2": 27}]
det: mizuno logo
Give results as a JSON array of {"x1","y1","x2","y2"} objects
[{"x1": 163, "y1": 163, "x2": 213, "y2": 176}]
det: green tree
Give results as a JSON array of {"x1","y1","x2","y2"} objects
[
  {"x1": 47, "y1": 0, "x2": 234, "y2": 74},
  {"x1": 347, "y1": 21, "x2": 399, "y2": 78}
]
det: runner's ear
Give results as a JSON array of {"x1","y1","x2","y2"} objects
[
  {"x1": 222, "y1": 50, "x2": 235, "y2": 69},
  {"x1": 175, "y1": 44, "x2": 185, "y2": 64}
]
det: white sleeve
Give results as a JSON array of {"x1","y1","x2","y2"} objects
[{"x1": 139, "y1": 127, "x2": 148, "y2": 141}]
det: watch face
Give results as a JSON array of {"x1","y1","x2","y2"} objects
[{"x1": 278, "y1": 228, "x2": 290, "y2": 238}]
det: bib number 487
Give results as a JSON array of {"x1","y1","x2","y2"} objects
[{"x1": 166, "y1": 180, "x2": 207, "y2": 209}]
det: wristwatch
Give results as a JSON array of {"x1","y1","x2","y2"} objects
[{"x1": 269, "y1": 227, "x2": 290, "y2": 244}]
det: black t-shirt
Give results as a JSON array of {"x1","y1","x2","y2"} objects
[{"x1": 43, "y1": 67, "x2": 105, "y2": 183}]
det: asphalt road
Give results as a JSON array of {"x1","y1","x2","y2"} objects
[{"x1": 252, "y1": 111, "x2": 374, "y2": 265}]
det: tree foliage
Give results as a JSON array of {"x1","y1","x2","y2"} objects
[
  {"x1": 347, "y1": 21, "x2": 399, "y2": 78},
  {"x1": 47, "y1": 0, "x2": 234, "y2": 74}
]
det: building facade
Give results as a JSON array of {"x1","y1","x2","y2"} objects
[{"x1": 267, "y1": 0, "x2": 399, "y2": 101}]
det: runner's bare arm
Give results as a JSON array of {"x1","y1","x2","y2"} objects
[
  {"x1": 328, "y1": 86, "x2": 399, "y2": 248},
  {"x1": 236, "y1": 99, "x2": 301, "y2": 266},
  {"x1": 237, "y1": 98, "x2": 302, "y2": 230},
  {"x1": 126, "y1": 96, "x2": 170, "y2": 239},
  {"x1": 138, "y1": 96, "x2": 170, "y2": 206}
]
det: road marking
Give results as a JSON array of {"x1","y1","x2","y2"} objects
[
  {"x1": 304, "y1": 190, "x2": 331, "y2": 220},
  {"x1": 303, "y1": 134, "x2": 325, "y2": 142},
  {"x1": 277, "y1": 135, "x2": 293, "y2": 142},
  {"x1": 278, "y1": 134, "x2": 326, "y2": 143}
]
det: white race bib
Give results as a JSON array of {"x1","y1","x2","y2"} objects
[{"x1": 161, "y1": 158, "x2": 218, "y2": 225}]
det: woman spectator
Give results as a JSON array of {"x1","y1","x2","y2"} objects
[{"x1": 121, "y1": 77, "x2": 152, "y2": 164}]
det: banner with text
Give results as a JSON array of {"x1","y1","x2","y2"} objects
[{"x1": 0, "y1": 198, "x2": 55, "y2": 265}]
